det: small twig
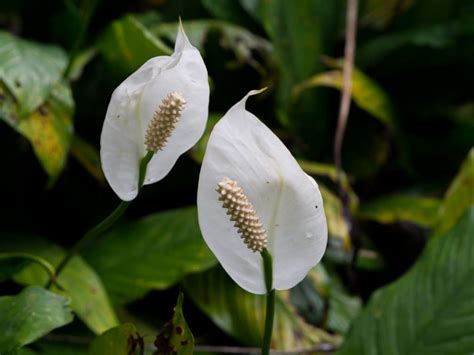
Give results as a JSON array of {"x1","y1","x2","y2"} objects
[
  {"x1": 334, "y1": 0, "x2": 359, "y2": 175},
  {"x1": 194, "y1": 343, "x2": 335, "y2": 354}
]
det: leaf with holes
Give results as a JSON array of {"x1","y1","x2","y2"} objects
[
  {"x1": 154, "y1": 292, "x2": 194, "y2": 355},
  {"x1": 89, "y1": 323, "x2": 143, "y2": 355}
]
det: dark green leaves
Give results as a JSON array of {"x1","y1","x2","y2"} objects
[
  {"x1": 84, "y1": 207, "x2": 217, "y2": 304},
  {"x1": 0, "y1": 286, "x2": 73, "y2": 353},
  {"x1": 185, "y1": 266, "x2": 340, "y2": 350},
  {"x1": 99, "y1": 15, "x2": 171, "y2": 75},
  {"x1": 0, "y1": 235, "x2": 118, "y2": 334},
  {"x1": 338, "y1": 208, "x2": 474, "y2": 355}
]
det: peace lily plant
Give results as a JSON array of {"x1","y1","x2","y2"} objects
[
  {"x1": 49, "y1": 21, "x2": 209, "y2": 284},
  {"x1": 197, "y1": 90, "x2": 328, "y2": 354}
]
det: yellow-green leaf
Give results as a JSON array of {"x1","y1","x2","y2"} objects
[
  {"x1": 435, "y1": 148, "x2": 474, "y2": 235},
  {"x1": 89, "y1": 323, "x2": 143, "y2": 355},
  {"x1": 358, "y1": 194, "x2": 441, "y2": 227},
  {"x1": 294, "y1": 66, "x2": 395, "y2": 129}
]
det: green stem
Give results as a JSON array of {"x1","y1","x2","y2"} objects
[
  {"x1": 261, "y1": 248, "x2": 274, "y2": 355},
  {"x1": 0, "y1": 253, "x2": 58, "y2": 286},
  {"x1": 47, "y1": 151, "x2": 154, "y2": 288}
]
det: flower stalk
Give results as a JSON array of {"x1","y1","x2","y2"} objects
[
  {"x1": 47, "y1": 151, "x2": 154, "y2": 288},
  {"x1": 261, "y1": 248, "x2": 274, "y2": 355}
]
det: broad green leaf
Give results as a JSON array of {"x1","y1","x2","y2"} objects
[
  {"x1": 0, "y1": 31, "x2": 67, "y2": 117},
  {"x1": 326, "y1": 289, "x2": 362, "y2": 335},
  {"x1": 83, "y1": 207, "x2": 217, "y2": 304},
  {"x1": 70, "y1": 135, "x2": 105, "y2": 183},
  {"x1": 338, "y1": 207, "x2": 474, "y2": 355},
  {"x1": 258, "y1": 0, "x2": 341, "y2": 152},
  {"x1": 98, "y1": 15, "x2": 171, "y2": 75},
  {"x1": 435, "y1": 148, "x2": 474, "y2": 235},
  {"x1": 154, "y1": 292, "x2": 194, "y2": 355},
  {"x1": 0, "y1": 81, "x2": 74, "y2": 181},
  {"x1": 294, "y1": 66, "x2": 395, "y2": 129},
  {"x1": 89, "y1": 323, "x2": 143, "y2": 355},
  {"x1": 185, "y1": 266, "x2": 340, "y2": 350},
  {"x1": 0, "y1": 286, "x2": 73, "y2": 353},
  {"x1": 150, "y1": 20, "x2": 272, "y2": 73},
  {"x1": 0, "y1": 235, "x2": 118, "y2": 334},
  {"x1": 295, "y1": 265, "x2": 362, "y2": 335},
  {"x1": 358, "y1": 194, "x2": 441, "y2": 227}
]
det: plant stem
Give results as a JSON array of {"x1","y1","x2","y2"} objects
[
  {"x1": 0, "y1": 252, "x2": 58, "y2": 287},
  {"x1": 261, "y1": 248, "x2": 275, "y2": 355},
  {"x1": 47, "y1": 151, "x2": 154, "y2": 288}
]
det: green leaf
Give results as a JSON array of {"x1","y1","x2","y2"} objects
[
  {"x1": 294, "y1": 63, "x2": 396, "y2": 129},
  {"x1": 0, "y1": 235, "x2": 118, "y2": 334},
  {"x1": 435, "y1": 148, "x2": 474, "y2": 235},
  {"x1": 70, "y1": 135, "x2": 105, "y2": 183},
  {"x1": 83, "y1": 207, "x2": 217, "y2": 304},
  {"x1": 358, "y1": 194, "x2": 441, "y2": 227},
  {"x1": 201, "y1": 0, "x2": 257, "y2": 29},
  {"x1": 0, "y1": 80, "x2": 74, "y2": 181},
  {"x1": 319, "y1": 185, "x2": 352, "y2": 252},
  {"x1": 185, "y1": 266, "x2": 340, "y2": 350},
  {"x1": 258, "y1": 0, "x2": 341, "y2": 152},
  {"x1": 0, "y1": 286, "x2": 73, "y2": 353},
  {"x1": 0, "y1": 31, "x2": 67, "y2": 117},
  {"x1": 89, "y1": 323, "x2": 143, "y2": 355},
  {"x1": 154, "y1": 292, "x2": 194, "y2": 355},
  {"x1": 98, "y1": 15, "x2": 171, "y2": 76},
  {"x1": 337, "y1": 207, "x2": 474, "y2": 355}
]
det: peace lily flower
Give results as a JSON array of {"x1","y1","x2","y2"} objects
[
  {"x1": 197, "y1": 90, "x2": 328, "y2": 295},
  {"x1": 100, "y1": 22, "x2": 209, "y2": 201}
]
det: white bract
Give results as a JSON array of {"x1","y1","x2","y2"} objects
[
  {"x1": 100, "y1": 22, "x2": 209, "y2": 201},
  {"x1": 197, "y1": 90, "x2": 328, "y2": 294}
]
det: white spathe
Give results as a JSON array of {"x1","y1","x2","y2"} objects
[
  {"x1": 100, "y1": 22, "x2": 209, "y2": 201},
  {"x1": 197, "y1": 90, "x2": 328, "y2": 294}
]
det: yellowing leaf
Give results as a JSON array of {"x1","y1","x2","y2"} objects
[{"x1": 294, "y1": 67, "x2": 395, "y2": 128}]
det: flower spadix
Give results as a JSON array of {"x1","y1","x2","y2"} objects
[
  {"x1": 100, "y1": 22, "x2": 209, "y2": 201},
  {"x1": 197, "y1": 90, "x2": 328, "y2": 294}
]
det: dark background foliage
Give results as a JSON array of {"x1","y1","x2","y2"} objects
[{"x1": 0, "y1": 0, "x2": 473, "y2": 354}]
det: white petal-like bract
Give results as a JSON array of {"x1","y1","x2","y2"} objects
[
  {"x1": 197, "y1": 91, "x2": 328, "y2": 294},
  {"x1": 100, "y1": 23, "x2": 209, "y2": 201}
]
